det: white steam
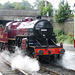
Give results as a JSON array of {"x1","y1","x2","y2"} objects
[
  {"x1": 0, "y1": 47, "x2": 40, "y2": 73},
  {"x1": 57, "y1": 51, "x2": 75, "y2": 70},
  {"x1": 61, "y1": 51, "x2": 75, "y2": 70},
  {"x1": 11, "y1": 55, "x2": 40, "y2": 72}
]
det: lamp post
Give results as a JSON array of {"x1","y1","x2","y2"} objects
[{"x1": 74, "y1": 4, "x2": 75, "y2": 47}]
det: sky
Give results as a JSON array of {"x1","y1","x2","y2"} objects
[{"x1": 0, "y1": 0, "x2": 75, "y2": 10}]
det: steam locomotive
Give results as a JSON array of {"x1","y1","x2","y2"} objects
[{"x1": 0, "y1": 16, "x2": 65, "y2": 61}]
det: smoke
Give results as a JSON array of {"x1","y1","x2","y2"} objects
[
  {"x1": 0, "y1": 47, "x2": 40, "y2": 73},
  {"x1": 56, "y1": 51, "x2": 75, "y2": 70},
  {"x1": 0, "y1": 50, "x2": 11, "y2": 62},
  {"x1": 61, "y1": 51, "x2": 75, "y2": 70},
  {"x1": 11, "y1": 55, "x2": 40, "y2": 72},
  {"x1": 0, "y1": 72, "x2": 2, "y2": 75}
]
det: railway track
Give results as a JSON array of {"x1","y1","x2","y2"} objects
[
  {"x1": 40, "y1": 66, "x2": 59, "y2": 75},
  {"x1": 4, "y1": 60, "x2": 60, "y2": 75},
  {"x1": 1, "y1": 55, "x2": 60, "y2": 75},
  {"x1": 1, "y1": 49, "x2": 75, "y2": 75},
  {"x1": 1, "y1": 59, "x2": 75, "y2": 75},
  {"x1": 0, "y1": 59, "x2": 18, "y2": 75},
  {"x1": 41, "y1": 62, "x2": 75, "y2": 75},
  {"x1": 4, "y1": 60, "x2": 29, "y2": 75},
  {"x1": 0, "y1": 56, "x2": 29, "y2": 75}
]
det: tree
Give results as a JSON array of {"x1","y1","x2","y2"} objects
[
  {"x1": 54, "y1": 0, "x2": 71, "y2": 23},
  {"x1": 33, "y1": 0, "x2": 40, "y2": 9},
  {"x1": 3, "y1": 1, "x2": 14, "y2": 9},
  {"x1": 13, "y1": 2, "x2": 20, "y2": 9},
  {"x1": 0, "y1": 3, "x2": 2, "y2": 8},
  {"x1": 42, "y1": 2, "x2": 53, "y2": 16},
  {"x1": 13, "y1": 0, "x2": 33, "y2": 9},
  {"x1": 0, "y1": 0, "x2": 33, "y2": 10},
  {"x1": 19, "y1": 0, "x2": 32, "y2": 9},
  {"x1": 34, "y1": 0, "x2": 53, "y2": 16}
]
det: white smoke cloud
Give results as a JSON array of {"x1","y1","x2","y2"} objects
[
  {"x1": 0, "y1": 72, "x2": 3, "y2": 75},
  {"x1": 0, "y1": 47, "x2": 40, "y2": 73},
  {"x1": 56, "y1": 51, "x2": 75, "y2": 70},
  {"x1": 11, "y1": 55, "x2": 40, "y2": 72}
]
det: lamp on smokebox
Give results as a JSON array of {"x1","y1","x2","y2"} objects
[{"x1": 73, "y1": 3, "x2": 75, "y2": 47}]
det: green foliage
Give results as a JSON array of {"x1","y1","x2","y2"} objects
[
  {"x1": 42, "y1": 3, "x2": 53, "y2": 16},
  {"x1": 0, "y1": 0, "x2": 33, "y2": 10},
  {"x1": 13, "y1": 2, "x2": 20, "y2": 9},
  {"x1": 34, "y1": 0, "x2": 53, "y2": 16},
  {"x1": 66, "y1": 35, "x2": 74, "y2": 44},
  {"x1": 54, "y1": 0, "x2": 71, "y2": 23},
  {"x1": 13, "y1": 0, "x2": 32, "y2": 9},
  {"x1": 69, "y1": 14, "x2": 74, "y2": 17},
  {"x1": 33, "y1": 0, "x2": 41, "y2": 9},
  {"x1": 54, "y1": 29, "x2": 65, "y2": 36},
  {"x1": 1, "y1": 1, "x2": 14, "y2": 9},
  {"x1": 19, "y1": 0, "x2": 32, "y2": 9},
  {"x1": 54, "y1": 29, "x2": 74, "y2": 44}
]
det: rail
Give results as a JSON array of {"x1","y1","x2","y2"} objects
[
  {"x1": 40, "y1": 66, "x2": 59, "y2": 75},
  {"x1": 4, "y1": 60, "x2": 29, "y2": 75}
]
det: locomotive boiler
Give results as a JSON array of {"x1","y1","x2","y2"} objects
[{"x1": 0, "y1": 16, "x2": 65, "y2": 61}]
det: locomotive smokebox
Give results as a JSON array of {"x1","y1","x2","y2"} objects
[{"x1": 33, "y1": 20, "x2": 53, "y2": 41}]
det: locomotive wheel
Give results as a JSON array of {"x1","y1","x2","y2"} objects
[
  {"x1": 53, "y1": 54, "x2": 57, "y2": 62},
  {"x1": 25, "y1": 46, "x2": 34, "y2": 58},
  {"x1": 57, "y1": 54, "x2": 64, "y2": 59},
  {"x1": 50, "y1": 54, "x2": 57, "y2": 62},
  {"x1": 8, "y1": 40, "x2": 15, "y2": 53},
  {"x1": 37, "y1": 55, "x2": 43, "y2": 61},
  {"x1": 17, "y1": 37, "x2": 24, "y2": 47},
  {"x1": 0, "y1": 43, "x2": 2, "y2": 51},
  {"x1": 57, "y1": 54, "x2": 61, "y2": 59},
  {"x1": 0, "y1": 43, "x2": 6, "y2": 51},
  {"x1": 8, "y1": 45, "x2": 15, "y2": 53}
]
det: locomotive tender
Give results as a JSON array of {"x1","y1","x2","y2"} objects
[{"x1": 0, "y1": 16, "x2": 65, "y2": 61}]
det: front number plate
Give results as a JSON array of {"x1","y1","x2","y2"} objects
[{"x1": 41, "y1": 29, "x2": 47, "y2": 31}]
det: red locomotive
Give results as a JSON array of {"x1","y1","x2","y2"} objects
[{"x1": 0, "y1": 16, "x2": 65, "y2": 61}]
